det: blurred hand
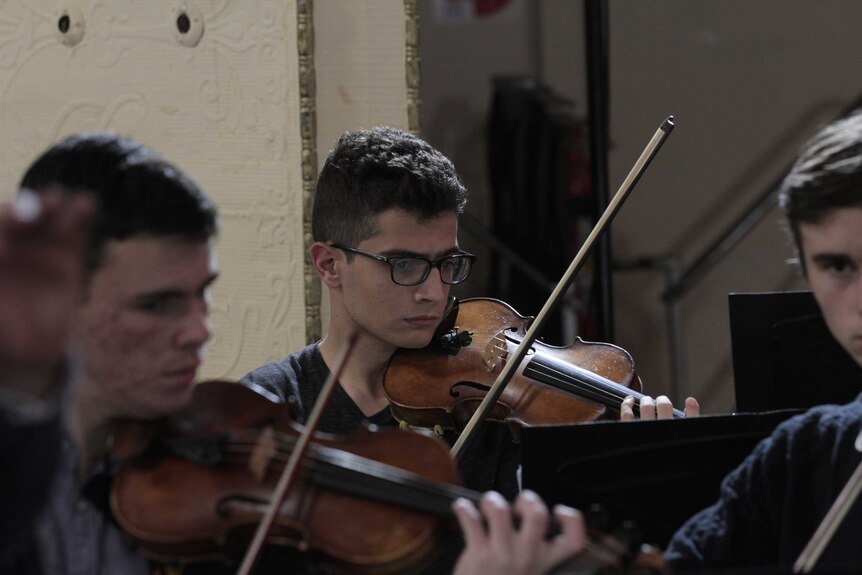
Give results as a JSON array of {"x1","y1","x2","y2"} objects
[
  {"x1": 0, "y1": 188, "x2": 92, "y2": 396},
  {"x1": 452, "y1": 490, "x2": 586, "y2": 575}
]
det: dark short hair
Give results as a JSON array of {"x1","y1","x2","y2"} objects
[
  {"x1": 20, "y1": 133, "x2": 219, "y2": 272},
  {"x1": 779, "y1": 111, "x2": 862, "y2": 272},
  {"x1": 312, "y1": 126, "x2": 467, "y2": 247}
]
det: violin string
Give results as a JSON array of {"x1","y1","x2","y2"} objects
[
  {"x1": 304, "y1": 446, "x2": 480, "y2": 516},
  {"x1": 213, "y1": 433, "x2": 635, "y2": 557},
  {"x1": 215, "y1": 429, "x2": 481, "y2": 516},
  {"x1": 523, "y1": 352, "x2": 685, "y2": 419},
  {"x1": 503, "y1": 336, "x2": 635, "y2": 400},
  {"x1": 523, "y1": 356, "x2": 635, "y2": 407},
  {"x1": 166, "y1": 430, "x2": 637, "y2": 557}
]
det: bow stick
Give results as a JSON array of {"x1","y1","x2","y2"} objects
[
  {"x1": 237, "y1": 330, "x2": 360, "y2": 575},
  {"x1": 451, "y1": 116, "x2": 676, "y2": 460},
  {"x1": 794, "y1": 430, "x2": 862, "y2": 573}
]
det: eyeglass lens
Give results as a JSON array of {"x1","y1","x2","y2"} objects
[{"x1": 392, "y1": 255, "x2": 471, "y2": 285}]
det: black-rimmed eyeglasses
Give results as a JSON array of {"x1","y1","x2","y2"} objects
[{"x1": 331, "y1": 243, "x2": 475, "y2": 286}]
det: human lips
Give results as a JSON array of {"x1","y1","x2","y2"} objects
[
  {"x1": 163, "y1": 363, "x2": 200, "y2": 385},
  {"x1": 405, "y1": 315, "x2": 440, "y2": 328}
]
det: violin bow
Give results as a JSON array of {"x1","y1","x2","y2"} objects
[
  {"x1": 236, "y1": 330, "x2": 360, "y2": 575},
  {"x1": 793, "y1": 431, "x2": 862, "y2": 573},
  {"x1": 450, "y1": 116, "x2": 675, "y2": 460}
]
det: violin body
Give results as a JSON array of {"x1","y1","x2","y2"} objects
[
  {"x1": 383, "y1": 298, "x2": 644, "y2": 435},
  {"x1": 110, "y1": 380, "x2": 462, "y2": 574}
]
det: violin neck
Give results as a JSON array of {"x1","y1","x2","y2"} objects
[
  {"x1": 308, "y1": 443, "x2": 481, "y2": 517},
  {"x1": 307, "y1": 445, "x2": 563, "y2": 538},
  {"x1": 524, "y1": 353, "x2": 685, "y2": 419}
]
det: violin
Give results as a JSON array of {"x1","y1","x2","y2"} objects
[
  {"x1": 391, "y1": 118, "x2": 677, "y2": 459},
  {"x1": 111, "y1": 380, "x2": 465, "y2": 573},
  {"x1": 109, "y1": 380, "x2": 669, "y2": 574},
  {"x1": 384, "y1": 297, "x2": 683, "y2": 439}
]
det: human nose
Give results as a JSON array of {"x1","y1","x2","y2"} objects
[
  {"x1": 175, "y1": 297, "x2": 212, "y2": 348},
  {"x1": 414, "y1": 265, "x2": 447, "y2": 302}
]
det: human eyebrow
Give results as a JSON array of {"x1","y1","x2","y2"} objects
[
  {"x1": 129, "y1": 272, "x2": 220, "y2": 308},
  {"x1": 129, "y1": 291, "x2": 186, "y2": 313},
  {"x1": 380, "y1": 247, "x2": 463, "y2": 259}
]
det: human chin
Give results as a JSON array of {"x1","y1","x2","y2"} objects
[
  {"x1": 395, "y1": 327, "x2": 437, "y2": 350},
  {"x1": 140, "y1": 390, "x2": 194, "y2": 419},
  {"x1": 140, "y1": 379, "x2": 197, "y2": 417},
  {"x1": 840, "y1": 335, "x2": 862, "y2": 369}
]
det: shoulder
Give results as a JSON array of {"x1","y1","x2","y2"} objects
[
  {"x1": 665, "y1": 397, "x2": 862, "y2": 567},
  {"x1": 762, "y1": 396, "x2": 862, "y2": 457},
  {"x1": 240, "y1": 342, "x2": 326, "y2": 404},
  {"x1": 715, "y1": 399, "x2": 860, "y2": 489}
]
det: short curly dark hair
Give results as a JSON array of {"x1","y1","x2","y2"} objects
[
  {"x1": 312, "y1": 126, "x2": 468, "y2": 248},
  {"x1": 20, "y1": 133, "x2": 219, "y2": 272}
]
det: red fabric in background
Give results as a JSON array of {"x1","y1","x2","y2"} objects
[{"x1": 474, "y1": 0, "x2": 512, "y2": 17}]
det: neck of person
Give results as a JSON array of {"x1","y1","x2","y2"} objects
[
  {"x1": 68, "y1": 384, "x2": 117, "y2": 480},
  {"x1": 318, "y1": 327, "x2": 394, "y2": 417}
]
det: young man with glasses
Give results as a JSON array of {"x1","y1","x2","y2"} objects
[{"x1": 241, "y1": 126, "x2": 586, "y2": 574}]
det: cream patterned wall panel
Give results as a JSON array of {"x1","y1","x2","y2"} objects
[{"x1": 0, "y1": 1, "x2": 308, "y2": 380}]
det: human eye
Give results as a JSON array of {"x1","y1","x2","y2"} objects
[
  {"x1": 133, "y1": 295, "x2": 185, "y2": 316},
  {"x1": 823, "y1": 256, "x2": 856, "y2": 275},
  {"x1": 809, "y1": 255, "x2": 859, "y2": 287},
  {"x1": 392, "y1": 257, "x2": 422, "y2": 273},
  {"x1": 438, "y1": 257, "x2": 458, "y2": 273},
  {"x1": 441, "y1": 255, "x2": 472, "y2": 281}
]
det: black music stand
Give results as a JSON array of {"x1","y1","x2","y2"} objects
[
  {"x1": 521, "y1": 410, "x2": 800, "y2": 548},
  {"x1": 729, "y1": 291, "x2": 862, "y2": 412}
]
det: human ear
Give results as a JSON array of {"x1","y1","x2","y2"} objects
[{"x1": 310, "y1": 242, "x2": 340, "y2": 288}]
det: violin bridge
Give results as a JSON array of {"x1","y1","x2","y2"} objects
[
  {"x1": 482, "y1": 333, "x2": 509, "y2": 372},
  {"x1": 249, "y1": 425, "x2": 279, "y2": 482}
]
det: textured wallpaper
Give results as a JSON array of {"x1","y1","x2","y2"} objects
[
  {"x1": 0, "y1": 0, "x2": 412, "y2": 380},
  {"x1": 0, "y1": 1, "x2": 306, "y2": 380}
]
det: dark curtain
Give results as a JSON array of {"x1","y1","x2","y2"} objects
[{"x1": 486, "y1": 77, "x2": 599, "y2": 344}]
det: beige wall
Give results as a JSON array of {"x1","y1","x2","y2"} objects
[
  {"x1": 419, "y1": 0, "x2": 858, "y2": 413},
  {"x1": 0, "y1": 1, "x2": 309, "y2": 381},
  {"x1": 0, "y1": 1, "x2": 413, "y2": 381}
]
